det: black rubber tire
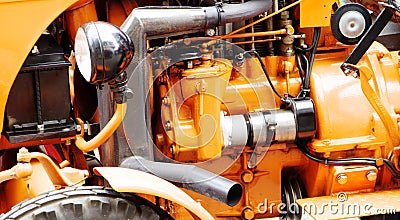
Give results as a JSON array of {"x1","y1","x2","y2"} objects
[{"x1": 0, "y1": 186, "x2": 173, "y2": 220}]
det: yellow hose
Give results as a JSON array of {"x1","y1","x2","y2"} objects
[{"x1": 75, "y1": 103, "x2": 127, "y2": 153}]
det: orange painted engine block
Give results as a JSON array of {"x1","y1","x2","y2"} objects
[{"x1": 150, "y1": 36, "x2": 400, "y2": 218}]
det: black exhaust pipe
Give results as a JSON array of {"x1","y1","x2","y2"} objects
[{"x1": 120, "y1": 156, "x2": 243, "y2": 207}]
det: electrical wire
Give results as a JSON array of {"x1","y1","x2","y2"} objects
[
  {"x1": 297, "y1": 141, "x2": 400, "y2": 178},
  {"x1": 296, "y1": 27, "x2": 321, "y2": 98},
  {"x1": 296, "y1": 53, "x2": 309, "y2": 85},
  {"x1": 304, "y1": 27, "x2": 320, "y2": 90},
  {"x1": 301, "y1": 53, "x2": 309, "y2": 86},
  {"x1": 296, "y1": 54, "x2": 304, "y2": 84},
  {"x1": 295, "y1": 29, "x2": 320, "y2": 53},
  {"x1": 383, "y1": 159, "x2": 400, "y2": 177},
  {"x1": 243, "y1": 50, "x2": 283, "y2": 99}
]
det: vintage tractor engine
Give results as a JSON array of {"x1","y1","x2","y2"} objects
[{"x1": 1, "y1": 0, "x2": 400, "y2": 219}]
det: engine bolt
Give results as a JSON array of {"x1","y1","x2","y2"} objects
[
  {"x1": 242, "y1": 208, "x2": 255, "y2": 220},
  {"x1": 241, "y1": 170, "x2": 254, "y2": 183},
  {"x1": 206, "y1": 28, "x2": 216, "y2": 36},
  {"x1": 336, "y1": 174, "x2": 348, "y2": 185},
  {"x1": 162, "y1": 96, "x2": 169, "y2": 105},
  {"x1": 366, "y1": 170, "x2": 377, "y2": 182},
  {"x1": 165, "y1": 121, "x2": 172, "y2": 131}
]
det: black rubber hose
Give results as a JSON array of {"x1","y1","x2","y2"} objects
[{"x1": 120, "y1": 157, "x2": 243, "y2": 207}]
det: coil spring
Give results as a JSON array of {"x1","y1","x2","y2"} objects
[{"x1": 253, "y1": 18, "x2": 270, "y2": 56}]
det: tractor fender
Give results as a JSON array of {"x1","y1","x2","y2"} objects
[{"x1": 93, "y1": 167, "x2": 214, "y2": 220}]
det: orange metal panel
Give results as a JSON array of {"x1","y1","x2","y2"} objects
[{"x1": 300, "y1": 0, "x2": 336, "y2": 27}]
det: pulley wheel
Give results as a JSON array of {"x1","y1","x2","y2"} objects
[
  {"x1": 331, "y1": 3, "x2": 372, "y2": 45},
  {"x1": 281, "y1": 176, "x2": 305, "y2": 220}
]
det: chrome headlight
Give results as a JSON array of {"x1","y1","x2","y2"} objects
[{"x1": 74, "y1": 21, "x2": 134, "y2": 84}]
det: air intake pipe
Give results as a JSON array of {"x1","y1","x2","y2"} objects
[
  {"x1": 122, "y1": 0, "x2": 273, "y2": 37},
  {"x1": 112, "y1": 0, "x2": 273, "y2": 161},
  {"x1": 121, "y1": 156, "x2": 243, "y2": 207}
]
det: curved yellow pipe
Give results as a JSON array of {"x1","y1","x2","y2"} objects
[{"x1": 75, "y1": 103, "x2": 127, "y2": 152}]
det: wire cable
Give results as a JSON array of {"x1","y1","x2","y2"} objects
[
  {"x1": 296, "y1": 27, "x2": 321, "y2": 98},
  {"x1": 243, "y1": 50, "x2": 283, "y2": 99},
  {"x1": 304, "y1": 27, "x2": 320, "y2": 90},
  {"x1": 297, "y1": 141, "x2": 400, "y2": 178},
  {"x1": 296, "y1": 53, "x2": 309, "y2": 85},
  {"x1": 296, "y1": 53, "x2": 304, "y2": 84}
]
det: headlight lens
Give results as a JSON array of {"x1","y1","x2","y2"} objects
[
  {"x1": 75, "y1": 28, "x2": 92, "y2": 82},
  {"x1": 74, "y1": 21, "x2": 134, "y2": 85}
]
